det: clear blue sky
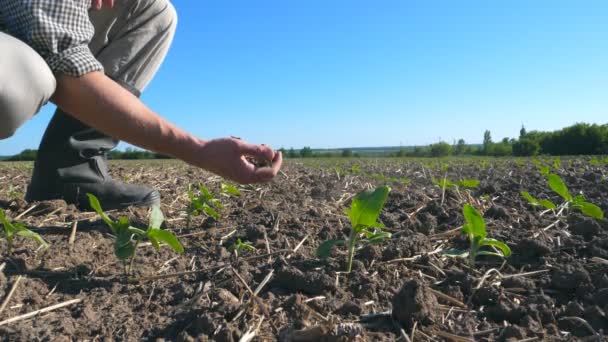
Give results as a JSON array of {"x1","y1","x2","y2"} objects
[{"x1": 2, "y1": 0, "x2": 607, "y2": 155}]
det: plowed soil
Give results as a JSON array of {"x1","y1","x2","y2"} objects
[{"x1": 0, "y1": 158, "x2": 607, "y2": 341}]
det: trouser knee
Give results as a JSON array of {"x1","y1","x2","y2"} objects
[{"x1": 0, "y1": 32, "x2": 56, "y2": 139}]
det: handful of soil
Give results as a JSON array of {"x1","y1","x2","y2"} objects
[{"x1": 246, "y1": 156, "x2": 272, "y2": 168}]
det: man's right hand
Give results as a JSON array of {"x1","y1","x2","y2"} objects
[
  {"x1": 196, "y1": 138, "x2": 283, "y2": 184},
  {"x1": 52, "y1": 72, "x2": 283, "y2": 185}
]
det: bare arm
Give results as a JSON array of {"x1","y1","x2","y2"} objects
[{"x1": 51, "y1": 72, "x2": 282, "y2": 184}]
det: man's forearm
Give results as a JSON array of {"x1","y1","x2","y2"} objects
[{"x1": 51, "y1": 72, "x2": 203, "y2": 164}]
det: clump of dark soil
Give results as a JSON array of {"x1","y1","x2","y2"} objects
[{"x1": 391, "y1": 279, "x2": 439, "y2": 329}]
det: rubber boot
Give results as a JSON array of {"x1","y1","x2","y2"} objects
[{"x1": 25, "y1": 109, "x2": 160, "y2": 210}]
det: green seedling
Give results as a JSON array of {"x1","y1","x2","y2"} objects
[
  {"x1": 553, "y1": 157, "x2": 561, "y2": 170},
  {"x1": 522, "y1": 173, "x2": 603, "y2": 220},
  {"x1": 88, "y1": 194, "x2": 184, "y2": 275},
  {"x1": 445, "y1": 204, "x2": 511, "y2": 267},
  {"x1": 0, "y1": 209, "x2": 49, "y2": 256},
  {"x1": 221, "y1": 183, "x2": 242, "y2": 197},
  {"x1": 521, "y1": 191, "x2": 557, "y2": 210},
  {"x1": 433, "y1": 178, "x2": 479, "y2": 190},
  {"x1": 532, "y1": 159, "x2": 550, "y2": 175},
  {"x1": 547, "y1": 173, "x2": 603, "y2": 219},
  {"x1": 230, "y1": 238, "x2": 256, "y2": 258},
  {"x1": 186, "y1": 184, "x2": 224, "y2": 229},
  {"x1": 317, "y1": 185, "x2": 391, "y2": 272},
  {"x1": 7, "y1": 185, "x2": 23, "y2": 199}
]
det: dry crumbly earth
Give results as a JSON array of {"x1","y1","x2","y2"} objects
[{"x1": 0, "y1": 158, "x2": 607, "y2": 341}]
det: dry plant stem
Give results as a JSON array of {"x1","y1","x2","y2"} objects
[
  {"x1": 14, "y1": 204, "x2": 38, "y2": 220},
  {"x1": 0, "y1": 275, "x2": 22, "y2": 314},
  {"x1": 434, "y1": 330, "x2": 475, "y2": 342},
  {"x1": 411, "y1": 321, "x2": 417, "y2": 342},
  {"x1": 429, "y1": 288, "x2": 467, "y2": 308},
  {"x1": 559, "y1": 316, "x2": 598, "y2": 337},
  {"x1": 68, "y1": 221, "x2": 78, "y2": 248},
  {"x1": 232, "y1": 268, "x2": 255, "y2": 296},
  {"x1": 0, "y1": 298, "x2": 83, "y2": 326},
  {"x1": 501, "y1": 269, "x2": 550, "y2": 279}
]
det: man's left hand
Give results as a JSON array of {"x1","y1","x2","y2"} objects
[{"x1": 92, "y1": 0, "x2": 115, "y2": 10}]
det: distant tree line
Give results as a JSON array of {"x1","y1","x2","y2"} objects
[
  {"x1": 3, "y1": 123, "x2": 607, "y2": 161},
  {"x1": 279, "y1": 123, "x2": 608, "y2": 158}
]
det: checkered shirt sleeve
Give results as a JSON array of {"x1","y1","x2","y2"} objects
[{"x1": 1, "y1": 0, "x2": 103, "y2": 76}]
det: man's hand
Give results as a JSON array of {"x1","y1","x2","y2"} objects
[
  {"x1": 92, "y1": 0, "x2": 115, "y2": 10},
  {"x1": 51, "y1": 72, "x2": 283, "y2": 185},
  {"x1": 197, "y1": 138, "x2": 283, "y2": 184}
]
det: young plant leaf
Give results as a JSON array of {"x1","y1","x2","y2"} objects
[
  {"x1": 87, "y1": 193, "x2": 114, "y2": 229},
  {"x1": 15, "y1": 229, "x2": 50, "y2": 249},
  {"x1": 149, "y1": 206, "x2": 164, "y2": 230},
  {"x1": 479, "y1": 238, "x2": 511, "y2": 257},
  {"x1": 548, "y1": 173, "x2": 572, "y2": 202},
  {"x1": 538, "y1": 199, "x2": 557, "y2": 210},
  {"x1": 316, "y1": 239, "x2": 345, "y2": 259},
  {"x1": 456, "y1": 179, "x2": 480, "y2": 188},
  {"x1": 147, "y1": 229, "x2": 184, "y2": 253},
  {"x1": 202, "y1": 206, "x2": 220, "y2": 220},
  {"x1": 366, "y1": 231, "x2": 392, "y2": 244},
  {"x1": 463, "y1": 204, "x2": 486, "y2": 240},
  {"x1": 578, "y1": 202, "x2": 604, "y2": 220},
  {"x1": 221, "y1": 183, "x2": 242, "y2": 196},
  {"x1": 521, "y1": 191, "x2": 539, "y2": 205},
  {"x1": 345, "y1": 186, "x2": 390, "y2": 228}
]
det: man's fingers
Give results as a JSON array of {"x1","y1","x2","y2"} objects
[
  {"x1": 252, "y1": 151, "x2": 283, "y2": 182},
  {"x1": 105, "y1": 0, "x2": 115, "y2": 8},
  {"x1": 239, "y1": 141, "x2": 275, "y2": 163},
  {"x1": 92, "y1": 0, "x2": 102, "y2": 9}
]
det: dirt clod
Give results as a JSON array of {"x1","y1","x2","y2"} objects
[{"x1": 391, "y1": 279, "x2": 439, "y2": 329}]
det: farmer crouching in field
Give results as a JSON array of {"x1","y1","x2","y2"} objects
[{"x1": 0, "y1": 0, "x2": 282, "y2": 210}]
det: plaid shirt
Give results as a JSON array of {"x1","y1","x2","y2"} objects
[{"x1": 0, "y1": 0, "x2": 103, "y2": 76}]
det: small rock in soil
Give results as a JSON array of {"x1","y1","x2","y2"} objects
[
  {"x1": 551, "y1": 265, "x2": 591, "y2": 291},
  {"x1": 498, "y1": 325, "x2": 526, "y2": 341},
  {"x1": 381, "y1": 233, "x2": 432, "y2": 261},
  {"x1": 502, "y1": 276, "x2": 535, "y2": 290},
  {"x1": 564, "y1": 301, "x2": 585, "y2": 317},
  {"x1": 594, "y1": 288, "x2": 608, "y2": 308},
  {"x1": 569, "y1": 217, "x2": 601, "y2": 240},
  {"x1": 391, "y1": 279, "x2": 440, "y2": 329},
  {"x1": 276, "y1": 266, "x2": 336, "y2": 295},
  {"x1": 337, "y1": 301, "x2": 363, "y2": 316},
  {"x1": 485, "y1": 302, "x2": 526, "y2": 324},
  {"x1": 513, "y1": 238, "x2": 551, "y2": 259},
  {"x1": 485, "y1": 205, "x2": 511, "y2": 221}
]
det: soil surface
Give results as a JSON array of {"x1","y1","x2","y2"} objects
[{"x1": 1, "y1": 158, "x2": 607, "y2": 341}]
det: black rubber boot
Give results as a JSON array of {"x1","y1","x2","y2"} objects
[{"x1": 26, "y1": 110, "x2": 160, "y2": 211}]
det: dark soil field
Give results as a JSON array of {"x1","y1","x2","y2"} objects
[{"x1": 0, "y1": 158, "x2": 607, "y2": 341}]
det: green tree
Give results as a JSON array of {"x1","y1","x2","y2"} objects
[
  {"x1": 341, "y1": 149, "x2": 353, "y2": 157},
  {"x1": 512, "y1": 138, "x2": 540, "y2": 156},
  {"x1": 300, "y1": 147, "x2": 313, "y2": 158},
  {"x1": 429, "y1": 142, "x2": 452, "y2": 157},
  {"x1": 6, "y1": 149, "x2": 38, "y2": 161},
  {"x1": 454, "y1": 139, "x2": 468, "y2": 155},
  {"x1": 483, "y1": 130, "x2": 493, "y2": 155}
]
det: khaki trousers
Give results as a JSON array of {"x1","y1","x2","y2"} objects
[{"x1": 0, "y1": 0, "x2": 177, "y2": 139}]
